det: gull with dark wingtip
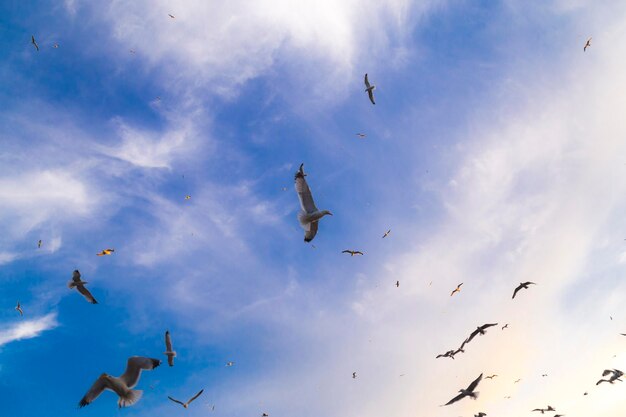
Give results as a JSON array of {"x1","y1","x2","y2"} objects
[
  {"x1": 31, "y1": 35, "x2": 39, "y2": 51},
  {"x1": 512, "y1": 281, "x2": 536, "y2": 299},
  {"x1": 443, "y1": 373, "x2": 482, "y2": 406},
  {"x1": 465, "y1": 323, "x2": 498, "y2": 344},
  {"x1": 342, "y1": 250, "x2": 363, "y2": 256},
  {"x1": 584, "y1": 37, "x2": 592, "y2": 51},
  {"x1": 164, "y1": 330, "x2": 176, "y2": 366},
  {"x1": 68, "y1": 270, "x2": 98, "y2": 304},
  {"x1": 596, "y1": 369, "x2": 623, "y2": 385},
  {"x1": 532, "y1": 405, "x2": 555, "y2": 414},
  {"x1": 450, "y1": 283, "x2": 463, "y2": 296},
  {"x1": 364, "y1": 73, "x2": 376, "y2": 105},
  {"x1": 294, "y1": 164, "x2": 332, "y2": 242},
  {"x1": 382, "y1": 229, "x2": 391, "y2": 238},
  {"x1": 168, "y1": 389, "x2": 204, "y2": 409}
]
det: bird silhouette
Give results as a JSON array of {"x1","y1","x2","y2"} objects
[
  {"x1": 512, "y1": 282, "x2": 536, "y2": 299},
  {"x1": 342, "y1": 250, "x2": 363, "y2": 256},
  {"x1": 168, "y1": 389, "x2": 204, "y2": 409},
  {"x1": 364, "y1": 74, "x2": 376, "y2": 105},
  {"x1": 450, "y1": 283, "x2": 463, "y2": 296},
  {"x1": 443, "y1": 373, "x2": 482, "y2": 406}
]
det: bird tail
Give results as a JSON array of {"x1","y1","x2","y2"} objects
[
  {"x1": 470, "y1": 391, "x2": 479, "y2": 400},
  {"x1": 118, "y1": 390, "x2": 143, "y2": 408}
]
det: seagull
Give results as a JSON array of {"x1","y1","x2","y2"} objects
[
  {"x1": 226, "y1": 361, "x2": 235, "y2": 367},
  {"x1": 485, "y1": 374, "x2": 498, "y2": 380},
  {"x1": 364, "y1": 73, "x2": 376, "y2": 105},
  {"x1": 352, "y1": 372, "x2": 357, "y2": 379},
  {"x1": 15, "y1": 301, "x2": 23, "y2": 316},
  {"x1": 443, "y1": 373, "x2": 482, "y2": 406},
  {"x1": 68, "y1": 270, "x2": 98, "y2": 304},
  {"x1": 512, "y1": 282, "x2": 536, "y2": 299},
  {"x1": 382, "y1": 229, "x2": 391, "y2": 238},
  {"x1": 542, "y1": 374, "x2": 548, "y2": 377},
  {"x1": 596, "y1": 369, "x2": 624, "y2": 385},
  {"x1": 168, "y1": 14, "x2": 175, "y2": 18},
  {"x1": 262, "y1": 414, "x2": 269, "y2": 417},
  {"x1": 465, "y1": 323, "x2": 498, "y2": 344},
  {"x1": 395, "y1": 280, "x2": 399, "y2": 287},
  {"x1": 514, "y1": 379, "x2": 521, "y2": 383},
  {"x1": 342, "y1": 250, "x2": 363, "y2": 256},
  {"x1": 436, "y1": 350, "x2": 456, "y2": 360},
  {"x1": 164, "y1": 330, "x2": 176, "y2": 366},
  {"x1": 185, "y1": 195, "x2": 191, "y2": 200},
  {"x1": 475, "y1": 413, "x2": 487, "y2": 417},
  {"x1": 355, "y1": 133, "x2": 366, "y2": 138},
  {"x1": 450, "y1": 283, "x2": 463, "y2": 296},
  {"x1": 38, "y1": 239, "x2": 42, "y2": 248},
  {"x1": 97, "y1": 248, "x2": 115, "y2": 256},
  {"x1": 168, "y1": 389, "x2": 204, "y2": 409},
  {"x1": 31, "y1": 35, "x2": 39, "y2": 51},
  {"x1": 532, "y1": 405, "x2": 555, "y2": 413},
  {"x1": 79, "y1": 356, "x2": 161, "y2": 408},
  {"x1": 584, "y1": 37, "x2": 592, "y2": 51},
  {"x1": 53, "y1": 42, "x2": 59, "y2": 48},
  {"x1": 294, "y1": 164, "x2": 332, "y2": 242},
  {"x1": 502, "y1": 324, "x2": 509, "y2": 330}
]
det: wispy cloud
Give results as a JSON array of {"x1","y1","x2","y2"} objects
[{"x1": 0, "y1": 313, "x2": 59, "y2": 348}]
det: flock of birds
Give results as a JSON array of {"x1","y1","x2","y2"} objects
[{"x1": 13, "y1": 18, "x2": 621, "y2": 417}]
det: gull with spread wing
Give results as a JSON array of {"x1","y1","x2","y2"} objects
[
  {"x1": 443, "y1": 373, "x2": 482, "y2": 406},
  {"x1": 294, "y1": 164, "x2": 332, "y2": 242},
  {"x1": 68, "y1": 270, "x2": 98, "y2": 304},
  {"x1": 164, "y1": 330, "x2": 176, "y2": 366},
  {"x1": 168, "y1": 389, "x2": 204, "y2": 409}
]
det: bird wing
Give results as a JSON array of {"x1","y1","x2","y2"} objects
[
  {"x1": 466, "y1": 373, "x2": 483, "y2": 391},
  {"x1": 165, "y1": 331, "x2": 173, "y2": 352},
  {"x1": 368, "y1": 89, "x2": 376, "y2": 105},
  {"x1": 187, "y1": 389, "x2": 204, "y2": 404},
  {"x1": 120, "y1": 356, "x2": 161, "y2": 388},
  {"x1": 168, "y1": 396, "x2": 185, "y2": 406},
  {"x1": 355, "y1": 251, "x2": 363, "y2": 255},
  {"x1": 364, "y1": 73, "x2": 371, "y2": 89},
  {"x1": 481, "y1": 323, "x2": 498, "y2": 330},
  {"x1": 294, "y1": 164, "x2": 318, "y2": 213},
  {"x1": 304, "y1": 221, "x2": 318, "y2": 242},
  {"x1": 466, "y1": 329, "x2": 479, "y2": 343},
  {"x1": 342, "y1": 250, "x2": 352, "y2": 254},
  {"x1": 76, "y1": 284, "x2": 98, "y2": 304},
  {"x1": 79, "y1": 375, "x2": 113, "y2": 407},
  {"x1": 444, "y1": 392, "x2": 466, "y2": 406},
  {"x1": 512, "y1": 284, "x2": 522, "y2": 299},
  {"x1": 602, "y1": 369, "x2": 613, "y2": 377}
]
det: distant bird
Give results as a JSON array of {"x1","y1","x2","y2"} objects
[
  {"x1": 436, "y1": 350, "x2": 456, "y2": 360},
  {"x1": 621, "y1": 333, "x2": 626, "y2": 336},
  {"x1": 542, "y1": 374, "x2": 548, "y2": 377},
  {"x1": 164, "y1": 330, "x2": 176, "y2": 366},
  {"x1": 382, "y1": 229, "x2": 391, "y2": 238},
  {"x1": 443, "y1": 373, "x2": 482, "y2": 406},
  {"x1": 395, "y1": 280, "x2": 399, "y2": 288},
  {"x1": 68, "y1": 270, "x2": 98, "y2": 304},
  {"x1": 532, "y1": 405, "x2": 555, "y2": 414},
  {"x1": 15, "y1": 301, "x2": 23, "y2": 316},
  {"x1": 584, "y1": 37, "x2": 592, "y2": 51},
  {"x1": 168, "y1": 14, "x2": 175, "y2": 18},
  {"x1": 262, "y1": 414, "x2": 269, "y2": 417},
  {"x1": 38, "y1": 239, "x2": 42, "y2": 248},
  {"x1": 485, "y1": 374, "x2": 498, "y2": 380},
  {"x1": 364, "y1": 73, "x2": 376, "y2": 104},
  {"x1": 31, "y1": 35, "x2": 39, "y2": 51},
  {"x1": 512, "y1": 282, "x2": 536, "y2": 299},
  {"x1": 342, "y1": 250, "x2": 363, "y2": 256},
  {"x1": 168, "y1": 389, "x2": 204, "y2": 409},
  {"x1": 514, "y1": 379, "x2": 521, "y2": 383},
  {"x1": 502, "y1": 324, "x2": 509, "y2": 330},
  {"x1": 450, "y1": 283, "x2": 463, "y2": 296},
  {"x1": 185, "y1": 195, "x2": 191, "y2": 200},
  {"x1": 53, "y1": 42, "x2": 59, "y2": 48},
  {"x1": 584, "y1": 392, "x2": 588, "y2": 395},
  {"x1": 554, "y1": 415, "x2": 565, "y2": 417},
  {"x1": 475, "y1": 413, "x2": 486, "y2": 417},
  {"x1": 97, "y1": 248, "x2": 115, "y2": 256},
  {"x1": 129, "y1": 49, "x2": 136, "y2": 54},
  {"x1": 355, "y1": 133, "x2": 366, "y2": 138},
  {"x1": 294, "y1": 164, "x2": 332, "y2": 242},
  {"x1": 596, "y1": 369, "x2": 624, "y2": 385},
  {"x1": 465, "y1": 323, "x2": 498, "y2": 344},
  {"x1": 352, "y1": 372, "x2": 357, "y2": 379},
  {"x1": 79, "y1": 356, "x2": 161, "y2": 408},
  {"x1": 225, "y1": 361, "x2": 235, "y2": 367}
]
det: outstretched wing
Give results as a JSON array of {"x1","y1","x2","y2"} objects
[
  {"x1": 168, "y1": 396, "x2": 185, "y2": 406},
  {"x1": 466, "y1": 373, "x2": 483, "y2": 392},
  {"x1": 187, "y1": 389, "x2": 204, "y2": 404},
  {"x1": 444, "y1": 392, "x2": 466, "y2": 406},
  {"x1": 304, "y1": 221, "x2": 318, "y2": 242},
  {"x1": 165, "y1": 331, "x2": 173, "y2": 352},
  {"x1": 364, "y1": 73, "x2": 371, "y2": 89},
  {"x1": 120, "y1": 356, "x2": 161, "y2": 388},
  {"x1": 79, "y1": 375, "x2": 112, "y2": 407},
  {"x1": 77, "y1": 284, "x2": 98, "y2": 304},
  {"x1": 368, "y1": 89, "x2": 376, "y2": 105},
  {"x1": 512, "y1": 284, "x2": 522, "y2": 299},
  {"x1": 294, "y1": 164, "x2": 318, "y2": 214},
  {"x1": 465, "y1": 328, "x2": 480, "y2": 344},
  {"x1": 482, "y1": 323, "x2": 498, "y2": 330}
]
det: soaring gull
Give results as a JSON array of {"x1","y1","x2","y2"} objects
[
  {"x1": 364, "y1": 74, "x2": 376, "y2": 105},
  {"x1": 97, "y1": 248, "x2": 115, "y2": 256},
  {"x1": 294, "y1": 164, "x2": 332, "y2": 242},
  {"x1": 512, "y1": 282, "x2": 536, "y2": 299},
  {"x1": 465, "y1": 323, "x2": 498, "y2": 344},
  {"x1": 79, "y1": 356, "x2": 161, "y2": 408},
  {"x1": 168, "y1": 389, "x2": 204, "y2": 408},
  {"x1": 450, "y1": 283, "x2": 463, "y2": 296},
  {"x1": 443, "y1": 373, "x2": 482, "y2": 406},
  {"x1": 15, "y1": 301, "x2": 23, "y2": 316},
  {"x1": 31, "y1": 35, "x2": 39, "y2": 51},
  {"x1": 342, "y1": 250, "x2": 363, "y2": 256},
  {"x1": 68, "y1": 270, "x2": 98, "y2": 304},
  {"x1": 164, "y1": 330, "x2": 176, "y2": 366},
  {"x1": 584, "y1": 37, "x2": 592, "y2": 51}
]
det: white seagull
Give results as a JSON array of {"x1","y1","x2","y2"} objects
[
  {"x1": 164, "y1": 330, "x2": 176, "y2": 366},
  {"x1": 168, "y1": 389, "x2": 204, "y2": 409},
  {"x1": 364, "y1": 73, "x2": 376, "y2": 105},
  {"x1": 294, "y1": 164, "x2": 332, "y2": 242},
  {"x1": 79, "y1": 356, "x2": 161, "y2": 408},
  {"x1": 68, "y1": 270, "x2": 98, "y2": 304}
]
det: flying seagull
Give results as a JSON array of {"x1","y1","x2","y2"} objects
[
  {"x1": 443, "y1": 373, "x2": 482, "y2": 406},
  {"x1": 97, "y1": 248, "x2": 115, "y2": 256},
  {"x1": 465, "y1": 323, "x2": 498, "y2": 344},
  {"x1": 584, "y1": 37, "x2": 592, "y2": 51},
  {"x1": 485, "y1": 374, "x2": 498, "y2": 380},
  {"x1": 436, "y1": 350, "x2": 456, "y2": 360},
  {"x1": 168, "y1": 389, "x2": 204, "y2": 409},
  {"x1": 79, "y1": 356, "x2": 161, "y2": 408},
  {"x1": 382, "y1": 229, "x2": 391, "y2": 238},
  {"x1": 185, "y1": 195, "x2": 191, "y2": 200},
  {"x1": 395, "y1": 280, "x2": 399, "y2": 287},
  {"x1": 355, "y1": 133, "x2": 366, "y2": 138},
  {"x1": 364, "y1": 73, "x2": 376, "y2": 104},
  {"x1": 164, "y1": 330, "x2": 176, "y2": 366},
  {"x1": 225, "y1": 361, "x2": 235, "y2": 367},
  {"x1": 31, "y1": 35, "x2": 39, "y2": 51},
  {"x1": 502, "y1": 324, "x2": 509, "y2": 330},
  {"x1": 450, "y1": 283, "x2": 463, "y2": 296},
  {"x1": 168, "y1": 14, "x2": 175, "y2": 18},
  {"x1": 342, "y1": 250, "x2": 363, "y2": 256},
  {"x1": 294, "y1": 164, "x2": 332, "y2": 242},
  {"x1": 532, "y1": 405, "x2": 556, "y2": 414},
  {"x1": 53, "y1": 42, "x2": 59, "y2": 48},
  {"x1": 68, "y1": 270, "x2": 98, "y2": 304},
  {"x1": 596, "y1": 369, "x2": 624, "y2": 385},
  {"x1": 352, "y1": 372, "x2": 357, "y2": 379},
  {"x1": 514, "y1": 379, "x2": 521, "y2": 383},
  {"x1": 38, "y1": 239, "x2": 42, "y2": 248},
  {"x1": 512, "y1": 282, "x2": 536, "y2": 299},
  {"x1": 475, "y1": 413, "x2": 487, "y2": 417},
  {"x1": 15, "y1": 301, "x2": 23, "y2": 316}
]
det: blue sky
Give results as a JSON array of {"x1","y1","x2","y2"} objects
[{"x1": 2, "y1": 1, "x2": 626, "y2": 416}]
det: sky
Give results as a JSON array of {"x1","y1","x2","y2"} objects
[{"x1": 1, "y1": 0, "x2": 626, "y2": 416}]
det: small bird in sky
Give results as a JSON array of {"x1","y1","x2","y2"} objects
[
  {"x1": 168, "y1": 14, "x2": 175, "y2": 18},
  {"x1": 225, "y1": 361, "x2": 235, "y2": 367},
  {"x1": 465, "y1": 323, "x2": 498, "y2": 344},
  {"x1": 443, "y1": 373, "x2": 482, "y2": 406},
  {"x1": 352, "y1": 372, "x2": 357, "y2": 379},
  {"x1": 355, "y1": 133, "x2": 366, "y2": 138},
  {"x1": 436, "y1": 350, "x2": 456, "y2": 360},
  {"x1": 512, "y1": 281, "x2": 536, "y2": 299},
  {"x1": 502, "y1": 324, "x2": 509, "y2": 330},
  {"x1": 342, "y1": 250, "x2": 363, "y2": 256},
  {"x1": 514, "y1": 379, "x2": 521, "y2": 383},
  {"x1": 164, "y1": 330, "x2": 176, "y2": 366},
  {"x1": 53, "y1": 42, "x2": 59, "y2": 48},
  {"x1": 395, "y1": 280, "x2": 399, "y2": 287},
  {"x1": 68, "y1": 270, "x2": 98, "y2": 304},
  {"x1": 168, "y1": 389, "x2": 204, "y2": 409},
  {"x1": 37, "y1": 239, "x2": 42, "y2": 248},
  {"x1": 450, "y1": 283, "x2": 463, "y2": 296},
  {"x1": 97, "y1": 248, "x2": 115, "y2": 256},
  {"x1": 185, "y1": 195, "x2": 191, "y2": 200},
  {"x1": 475, "y1": 413, "x2": 486, "y2": 417},
  {"x1": 596, "y1": 369, "x2": 624, "y2": 385},
  {"x1": 382, "y1": 229, "x2": 391, "y2": 238},
  {"x1": 15, "y1": 301, "x2": 23, "y2": 316},
  {"x1": 79, "y1": 356, "x2": 161, "y2": 408},
  {"x1": 129, "y1": 49, "x2": 136, "y2": 54},
  {"x1": 584, "y1": 37, "x2": 592, "y2": 51},
  {"x1": 364, "y1": 73, "x2": 376, "y2": 105},
  {"x1": 532, "y1": 405, "x2": 555, "y2": 413},
  {"x1": 485, "y1": 374, "x2": 498, "y2": 380},
  {"x1": 262, "y1": 414, "x2": 269, "y2": 417},
  {"x1": 294, "y1": 164, "x2": 332, "y2": 242},
  {"x1": 31, "y1": 35, "x2": 39, "y2": 51},
  {"x1": 542, "y1": 374, "x2": 548, "y2": 377}
]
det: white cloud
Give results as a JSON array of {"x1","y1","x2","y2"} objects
[{"x1": 0, "y1": 313, "x2": 59, "y2": 348}]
